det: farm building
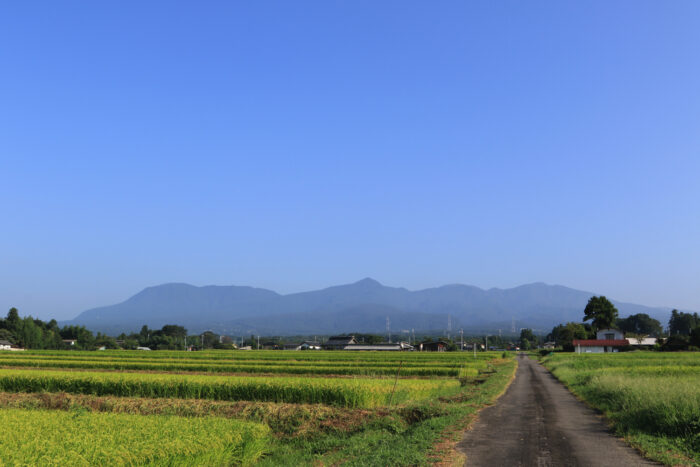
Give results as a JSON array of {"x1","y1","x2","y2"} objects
[
  {"x1": 419, "y1": 341, "x2": 448, "y2": 352},
  {"x1": 323, "y1": 336, "x2": 358, "y2": 350},
  {"x1": 0, "y1": 340, "x2": 12, "y2": 350},
  {"x1": 343, "y1": 342, "x2": 413, "y2": 351},
  {"x1": 573, "y1": 328, "x2": 628, "y2": 353}
]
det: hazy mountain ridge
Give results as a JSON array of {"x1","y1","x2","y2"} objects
[{"x1": 62, "y1": 278, "x2": 676, "y2": 335}]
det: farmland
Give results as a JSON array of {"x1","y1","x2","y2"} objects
[
  {"x1": 0, "y1": 349, "x2": 515, "y2": 465},
  {"x1": 541, "y1": 352, "x2": 700, "y2": 466}
]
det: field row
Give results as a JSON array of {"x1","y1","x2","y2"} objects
[
  {"x1": 0, "y1": 367, "x2": 463, "y2": 407},
  {"x1": 0, "y1": 353, "x2": 478, "y2": 368},
  {"x1": 18, "y1": 349, "x2": 492, "y2": 363},
  {"x1": 0, "y1": 358, "x2": 469, "y2": 377}
]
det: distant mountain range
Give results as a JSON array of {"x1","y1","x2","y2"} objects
[{"x1": 61, "y1": 278, "x2": 677, "y2": 336}]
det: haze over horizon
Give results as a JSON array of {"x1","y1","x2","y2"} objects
[{"x1": 2, "y1": 1, "x2": 700, "y2": 321}]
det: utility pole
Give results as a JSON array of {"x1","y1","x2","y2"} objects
[
  {"x1": 386, "y1": 316, "x2": 391, "y2": 343},
  {"x1": 447, "y1": 314, "x2": 452, "y2": 341},
  {"x1": 460, "y1": 329, "x2": 464, "y2": 351},
  {"x1": 257, "y1": 335, "x2": 260, "y2": 350},
  {"x1": 485, "y1": 335, "x2": 488, "y2": 352}
]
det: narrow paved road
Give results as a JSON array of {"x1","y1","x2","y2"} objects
[{"x1": 457, "y1": 354, "x2": 657, "y2": 466}]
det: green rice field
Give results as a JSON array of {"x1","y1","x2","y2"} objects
[
  {"x1": 541, "y1": 352, "x2": 700, "y2": 466},
  {"x1": 0, "y1": 349, "x2": 516, "y2": 465}
]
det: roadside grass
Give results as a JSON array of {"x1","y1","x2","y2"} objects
[{"x1": 542, "y1": 352, "x2": 700, "y2": 466}]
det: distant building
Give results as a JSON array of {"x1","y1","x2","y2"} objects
[
  {"x1": 542, "y1": 341, "x2": 556, "y2": 350},
  {"x1": 323, "y1": 336, "x2": 358, "y2": 350},
  {"x1": 626, "y1": 337, "x2": 658, "y2": 347},
  {"x1": 419, "y1": 341, "x2": 448, "y2": 352},
  {"x1": 0, "y1": 340, "x2": 12, "y2": 350},
  {"x1": 343, "y1": 342, "x2": 413, "y2": 351},
  {"x1": 597, "y1": 328, "x2": 624, "y2": 340},
  {"x1": 284, "y1": 341, "x2": 322, "y2": 350},
  {"x1": 63, "y1": 339, "x2": 77, "y2": 346},
  {"x1": 136, "y1": 346, "x2": 151, "y2": 351},
  {"x1": 573, "y1": 328, "x2": 628, "y2": 353}
]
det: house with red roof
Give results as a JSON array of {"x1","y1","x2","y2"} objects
[{"x1": 573, "y1": 328, "x2": 629, "y2": 353}]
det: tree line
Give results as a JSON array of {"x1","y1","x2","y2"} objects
[
  {"x1": 0, "y1": 308, "x2": 114, "y2": 350},
  {"x1": 0, "y1": 308, "x2": 239, "y2": 351}
]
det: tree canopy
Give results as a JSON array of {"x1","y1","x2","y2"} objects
[
  {"x1": 548, "y1": 322, "x2": 592, "y2": 351},
  {"x1": 669, "y1": 310, "x2": 700, "y2": 336},
  {"x1": 583, "y1": 296, "x2": 619, "y2": 331},
  {"x1": 616, "y1": 313, "x2": 663, "y2": 337}
]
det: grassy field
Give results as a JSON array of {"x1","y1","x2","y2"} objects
[
  {"x1": 0, "y1": 349, "x2": 516, "y2": 465},
  {"x1": 541, "y1": 352, "x2": 700, "y2": 466}
]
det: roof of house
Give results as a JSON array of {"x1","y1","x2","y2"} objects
[
  {"x1": 572, "y1": 339, "x2": 629, "y2": 347},
  {"x1": 0, "y1": 340, "x2": 12, "y2": 346},
  {"x1": 325, "y1": 336, "x2": 356, "y2": 344},
  {"x1": 344, "y1": 344, "x2": 404, "y2": 351},
  {"x1": 627, "y1": 337, "x2": 657, "y2": 346}
]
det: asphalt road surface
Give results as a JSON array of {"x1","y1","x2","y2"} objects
[{"x1": 457, "y1": 354, "x2": 658, "y2": 466}]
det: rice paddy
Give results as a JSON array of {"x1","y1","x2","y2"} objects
[{"x1": 0, "y1": 349, "x2": 515, "y2": 465}]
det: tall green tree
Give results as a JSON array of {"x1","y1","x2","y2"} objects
[
  {"x1": 583, "y1": 296, "x2": 619, "y2": 331},
  {"x1": 519, "y1": 328, "x2": 536, "y2": 349},
  {"x1": 6, "y1": 308, "x2": 20, "y2": 333}
]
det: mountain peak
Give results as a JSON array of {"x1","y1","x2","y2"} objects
[{"x1": 353, "y1": 277, "x2": 382, "y2": 287}]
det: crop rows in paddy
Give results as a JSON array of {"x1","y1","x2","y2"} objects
[
  {"x1": 0, "y1": 366, "x2": 463, "y2": 407},
  {"x1": 0, "y1": 350, "x2": 491, "y2": 377},
  {"x1": 0, "y1": 350, "x2": 513, "y2": 465}
]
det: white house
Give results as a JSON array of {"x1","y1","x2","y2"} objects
[
  {"x1": 596, "y1": 328, "x2": 624, "y2": 340},
  {"x1": 0, "y1": 340, "x2": 12, "y2": 350}
]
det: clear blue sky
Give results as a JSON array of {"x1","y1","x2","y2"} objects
[{"x1": 1, "y1": 1, "x2": 699, "y2": 321}]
